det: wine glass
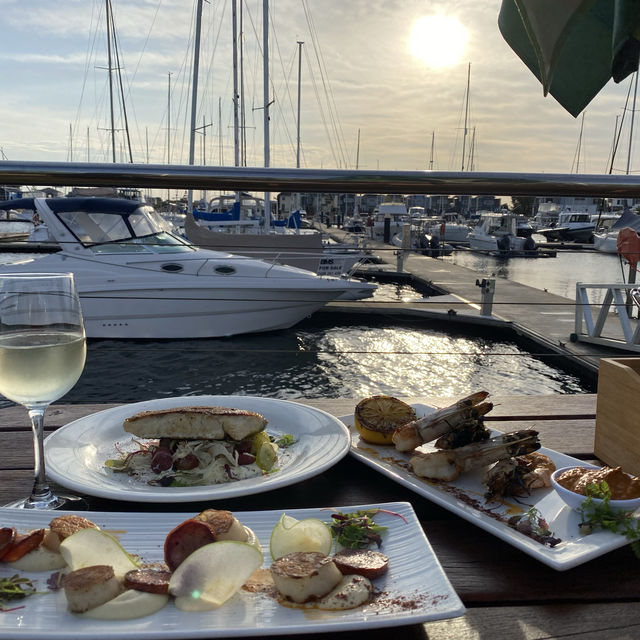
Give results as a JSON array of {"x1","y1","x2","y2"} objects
[{"x1": 0, "y1": 273, "x2": 87, "y2": 509}]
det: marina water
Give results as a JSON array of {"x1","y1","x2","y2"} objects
[{"x1": 0, "y1": 247, "x2": 605, "y2": 406}]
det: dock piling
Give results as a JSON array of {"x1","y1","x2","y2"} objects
[{"x1": 476, "y1": 278, "x2": 495, "y2": 316}]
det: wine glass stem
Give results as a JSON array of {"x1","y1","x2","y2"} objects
[{"x1": 28, "y1": 408, "x2": 54, "y2": 502}]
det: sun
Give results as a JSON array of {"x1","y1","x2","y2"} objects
[{"x1": 409, "y1": 16, "x2": 468, "y2": 68}]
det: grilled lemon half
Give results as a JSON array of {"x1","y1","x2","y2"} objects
[{"x1": 354, "y1": 395, "x2": 417, "y2": 445}]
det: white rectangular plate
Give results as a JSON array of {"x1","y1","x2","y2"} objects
[
  {"x1": 343, "y1": 405, "x2": 633, "y2": 571},
  {"x1": 0, "y1": 502, "x2": 465, "y2": 638}
]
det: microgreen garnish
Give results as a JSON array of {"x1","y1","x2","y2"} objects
[
  {"x1": 328, "y1": 508, "x2": 406, "y2": 549},
  {"x1": 508, "y1": 507, "x2": 561, "y2": 547},
  {"x1": 0, "y1": 575, "x2": 37, "y2": 611},
  {"x1": 273, "y1": 434, "x2": 295, "y2": 448},
  {"x1": 46, "y1": 572, "x2": 64, "y2": 592},
  {"x1": 578, "y1": 482, "x2": 640, "y2": 558}
]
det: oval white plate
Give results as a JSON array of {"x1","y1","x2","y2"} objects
[{"x1": 44, "y1": 395, "x2": 350, "y2": 502}]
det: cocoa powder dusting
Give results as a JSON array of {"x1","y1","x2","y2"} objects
[{"x1": 370, "y1": 589, "x2": 448, "y2": 613}]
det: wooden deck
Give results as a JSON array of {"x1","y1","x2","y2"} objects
[{"x1": 1, "y1": 394, "x2": 639, "y2": 639}]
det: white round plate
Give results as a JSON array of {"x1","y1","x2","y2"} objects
[{"x1": 44, "y1": 395, "x2": 350, "y2": 502}]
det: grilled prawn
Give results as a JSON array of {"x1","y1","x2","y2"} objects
[
  {"x1": 392, "y1": 391, "x2": 492, "y2": 452},
  {"x1": 433, "y1": 419, "x2": 491, "y2": 449},
  {"x1": 409, "y1": 430, "x2": 540, "y2": 482},
  {"x1": 483, "y1": 452, "x2": 556, "y2": 501}
]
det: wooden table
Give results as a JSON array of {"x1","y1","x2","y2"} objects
[{"x1": 1, "y1": 394, "x2": 639, "y2": 639}]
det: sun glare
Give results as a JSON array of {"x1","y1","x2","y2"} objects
[{"x1": 409, "y1": 16, "x2": 468, "y2": 68}]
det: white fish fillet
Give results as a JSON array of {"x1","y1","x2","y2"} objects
[{"x1": 123, "y1": 406, "x2": 267, "y2": 441}]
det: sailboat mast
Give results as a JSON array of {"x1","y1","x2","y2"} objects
[
  {"x1": 105, "y1": 0, "x2": 116, "y2": 163},
  {"x1": 167, "y1": 72, "x2": 171, "y2": 203},
  {"x1": 626, "y1": 69, "x2": 639, "y2": 175},
  {"x1": 232, "y1": 0, "x2": 240, "y2": 169},
  {"x1": 461, "y1": 62, "x2": 470, "y2": 172},
  {"x1": 429, "y1": 131, "x2": 434, "y2": 169},
  {"x1": 167, "y1": 72, "x2": 172, "y2": 164},
  {"x1": 187, "y1": 0, "x2": 204, "y2": 213},
  {"x1": 296, "y1": 41, "x2": 304, "y2": 170},
  {"x1": 295, "y1": 40, "x2": 304, "y2": 214},
  {"x1": 218, "y1": 97, "x2": 223, "y2": 165},
  {"x1": 356, "y1": 128, "x2": 361, "y2": 170},
  {"x1": 263, "y1": 0, "x2": 271, "y2": 225},
  {"x1": 240, "y1": 3, "x2": 246, "y2": 166},
  {"x1": 573, "y1": 112, "x2": 585, "y2": 173}
]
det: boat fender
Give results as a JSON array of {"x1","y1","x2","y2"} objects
[
  {"x1": 523, "y1": 236, "x2": 536, "y2": 252},
  {"x1": 617, "y1": 227, "x2": 640, "y2": 267}
]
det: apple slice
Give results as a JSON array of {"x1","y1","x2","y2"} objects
[
  {"x1": 169, "y1": 540, "x2": 263, "y2": 611},
  {"x1": 269, "y1": 514, "x2": 333, "y2": 560},
  {"x1": 59, "y1": 528, "x2": 139, "y2": 579}
]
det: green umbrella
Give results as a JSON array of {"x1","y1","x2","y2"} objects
[{"x1": 498, "y1": 0, "x2": 640, "y2": 117}]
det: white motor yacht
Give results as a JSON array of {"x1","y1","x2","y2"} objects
[
  {"x1": 0, "y1": 197, "x2": 376, "y2": 339},
  {"x1": 467, "y1": 212, "x2": 536, "y2": 254},
  {"x1": 369, "y1": 202, "x2": 410, "y2": 242},
  {"x1": 424, "y1": 212, "x2": 471, "y2": 243},
  {"x1": 536, "y1": 211, "x2": 595, "y2": 243}
]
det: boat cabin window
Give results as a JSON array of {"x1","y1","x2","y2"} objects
[
  {"x1": 56, "y1": 206, "x2": 193, "y2": 254},
  {"x1": 58, "y1": 210, "x2": 130, "y2": 244}
]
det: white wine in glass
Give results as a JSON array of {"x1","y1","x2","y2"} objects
[{"x1": 0, "y1": 273, "x2": 87, "y2": 509}]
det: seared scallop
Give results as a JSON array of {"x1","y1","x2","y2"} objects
[
  {"x1": 62, "y1": 565, "x2": 122, "y2": 613},
  {"x1": 270, "y1": 551, "x2": 342, "y2": 603},
  {"x1": 194, "y1": 509, "x2": 249, "y2": 542}
]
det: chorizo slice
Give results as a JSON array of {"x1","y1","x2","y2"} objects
[
  {"x1": 332, "y1": 548, "x2": 389, "y2": 579},
  {"x1": 123, "y1": 568, "x2": 172, "y2": 595},
  {"x1": 164, "y1": 519, "x2": 216, "y2": 571},
  {"x1": 0, "y1": 527, "x2": 16, "y2": 557},
  {"x1": 0, "y1": 528, "x2": 45, "y2": 563}
]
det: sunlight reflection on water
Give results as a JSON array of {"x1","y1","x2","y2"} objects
[{"x1": 45, "y1": 314, "x2": 589, "y2": 408}]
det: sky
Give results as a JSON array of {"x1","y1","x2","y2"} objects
[{"x1": 0, "y1": 0, "x2": 637, "y2": 180}]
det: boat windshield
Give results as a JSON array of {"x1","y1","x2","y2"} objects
[{"x1": 56, "y1": 205, "x2": 194, "y2": 254}]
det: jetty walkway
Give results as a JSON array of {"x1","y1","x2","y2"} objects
[{"x1": 319, "y1": 224, "x2": 636, "y2": 381}]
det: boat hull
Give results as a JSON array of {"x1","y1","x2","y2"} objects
[
  {"x1": 593, "y1": 232, "x2": 618, "y2": 254},
  {"x1": 468, "y1": 235, "x2": 528, "y2": 253},
  {"x1": 1, "y1": 255, "x2": 371, "y2": 339},
  {"x1": 78, "y1": 286, "x2": 341, "y2": 338}
]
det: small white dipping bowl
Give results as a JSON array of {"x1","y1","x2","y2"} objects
[{"x1": 551, "y1": 465, "x2": 640, "y2": 512}]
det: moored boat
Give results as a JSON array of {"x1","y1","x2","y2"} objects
[
  {"x1": 369, "y1": 202, "x2": 410, "y2": 242},
  {"x1": 467, "y1": 212, "x2": 536, "y2": 255},
  {"x1": 593, "y1": 209, "x2": 640, "y2": 254},
  {"x1": 536, "y1": 211, "x2": 595, "y2": 243},
  {"x1": 184, "y1": 210, "x2": 371, "y2": 277},
  {"x1": 0, "y1": 197, "x2": 376, "y2": 339}
]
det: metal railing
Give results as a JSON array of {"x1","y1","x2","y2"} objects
[
  {"x1": 3, "y1": 160, "x2": 640, "y2": 196},
  {"x1": 574, "y1": 283, "x2": 640, "y2": 352}
]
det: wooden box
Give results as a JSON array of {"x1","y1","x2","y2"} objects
[{"x1": 594, "y1": 358, "x2": 640, "y2": 476}]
